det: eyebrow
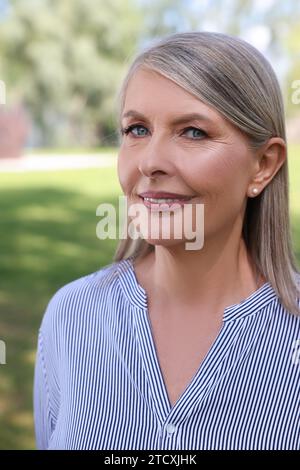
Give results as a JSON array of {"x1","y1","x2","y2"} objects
[{"x1": 122, "y1": 110, "x2": 214, "y2": 126}]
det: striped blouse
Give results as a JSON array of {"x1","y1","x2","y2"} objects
[{"x1": 33, "y1": 256, "x2": 300, "y2": 450}]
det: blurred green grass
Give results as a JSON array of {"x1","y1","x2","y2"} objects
[
  {"x1": 0, "y1": 161, "x2": 122, "y2": 449},
  {"x1": 0, "y1": 145, "x2": 299, "y2": 449}
]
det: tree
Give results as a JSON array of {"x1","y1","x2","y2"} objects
[
  {"x1": 1, "y1": 0, "x2": 299, "y2": 146},
  {"x1": 0, "y1": 0, "x2": 145, "y2": 146}
]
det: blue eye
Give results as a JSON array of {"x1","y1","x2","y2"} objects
[
  {"x1": 183, "y1": 127, "x2": 207, "y2": 139},
  {"x1": 121, "y1": 125, "x2": 148, "y2": 137},
  {"x1": 121, "y1": 124, "x2": 207, "y2": 140}
]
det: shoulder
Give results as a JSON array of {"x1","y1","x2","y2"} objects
[{"x1": 39, "y1": 260, "x2": 122, "y2": 335}]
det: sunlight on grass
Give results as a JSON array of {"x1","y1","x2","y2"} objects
[
  {"x1": 0, "y1": 373, "x2": 13, "y2": 395},
  {"x1": 10, "y1": 411, "x2": 34, "y2": 430},
  {"x1": 0, "y1": 163, "x2": 122, "y2": 449},
  {"x1": 16, "y1": 206, "x2": 79, "y2": 222},
  {"x1": 23, "y1": 349, "x2": 37, "y2": 367}
]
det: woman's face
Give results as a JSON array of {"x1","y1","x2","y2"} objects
[{"x1": 117, "y1": 67, "x2": 258, "y2": 248}]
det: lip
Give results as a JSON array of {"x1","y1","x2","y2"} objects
[
  {"x1": 138, "y1": 191, "x2": 194, "y2": 199},
  {"x1": 141, "y1": 198, "x2": 193, "y2": 211},
  {"x1": 137, "y1": 191, "x2": 195, "y2": 212}
]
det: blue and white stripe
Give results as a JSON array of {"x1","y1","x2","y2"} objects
[{"x1": 34, "y1": 257, "x2": 300, "y2": 449}]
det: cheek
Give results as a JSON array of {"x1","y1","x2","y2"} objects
[
  {"x1": 117, "y1": 150, "x2": 136, "y2": 195},
  {"x1": 117, "y1": 154, "x2": 126, "y2": 193},
  {"x1": 192, "y1": 152, "x2": 250, "y2": 194},
  {"x1": 182, "y1": 158, "x2": 234, "y2": 199}
]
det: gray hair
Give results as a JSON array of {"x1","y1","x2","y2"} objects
[{"x1": 113, "y1": 31, "x2": 300, "y2": 316}]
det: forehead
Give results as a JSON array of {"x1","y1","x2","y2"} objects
[{"x1": 123, "y1": 67, "x2": 224, "y2": 124}]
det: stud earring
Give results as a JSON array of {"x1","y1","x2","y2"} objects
[{"x1": 252, "y1": 188, "x2": 259, "y2": 195}]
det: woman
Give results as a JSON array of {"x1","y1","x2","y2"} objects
[{"x1": 34, "y1": 31, "x2": 300, "y2": 450}]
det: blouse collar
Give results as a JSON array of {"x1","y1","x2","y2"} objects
[{"x1": 117, "y1": 256, "x2": 278, "y2": 322}]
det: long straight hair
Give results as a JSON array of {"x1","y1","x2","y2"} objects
[{"x1": 113, "y1": 31, "x2": 300, "y2": 316}]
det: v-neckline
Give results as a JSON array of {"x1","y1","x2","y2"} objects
[
  {"x1": 117, "y1": 256, "x2": 278, "y2": 420},
  {"x1": 118, "y1": 256, "x2": 277, "y2": 322}
]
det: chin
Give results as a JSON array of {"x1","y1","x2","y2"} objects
[{"x1": 139, "y1": 234, "x2": 189, "y2": 247}]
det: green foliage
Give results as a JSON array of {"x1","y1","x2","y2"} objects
[
  {"x1": 1, "y1": 0, "x2": 300, "y2": 145},
  {"x1": 0, "y1": 0, "x2": 145, "y2": 146}
]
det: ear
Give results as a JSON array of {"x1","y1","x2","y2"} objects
[{"x1": 247, "y1": 137, "x2": 286, "y2": 197}]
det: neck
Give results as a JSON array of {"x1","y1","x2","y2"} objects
[{"x1": 137, "y1": 227, "x2": 264, "y2": 318}]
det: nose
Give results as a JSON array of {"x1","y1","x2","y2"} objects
[{"x1": 138, "y1": 134, "x2": 175, "y2": 179}]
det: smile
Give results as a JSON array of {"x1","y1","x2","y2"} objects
[{"x1": 139, "y1": 196, "x2": 194, "y2": 211}]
